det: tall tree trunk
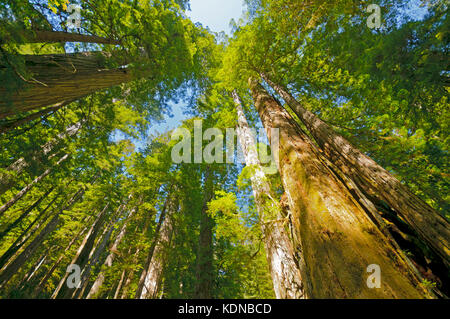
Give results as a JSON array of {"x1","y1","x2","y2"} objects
[
  {"x1": 0, "y1": 121, "x2": 83, "y2": 195},
  {"x1": 248, "y1": 78, "x2": 433, "y2": 298},
  {"x1": 120, "y1": 217, "x2": 153, "y2": 299},
  {"x1": 31, "y1": 217, "x2": 92, "y2": 298},
  {"x1": 0, "y1": 191, "x2": 60, "y2": 270},
  {"x1": 86, "y1": 204, "x2": 136, "y2": 299},
  {"x1": 0, "y1": 186, "x2": 54, "y2": 242},
  {"x1": 262, "y1": 73, "x2": 450, "y2": 271},
  {"x1": 17, "y1": 250, "x2": 49, "y2": 291},
  {"x1": 0, "y1": 153, "x2": 69, "y2": 217},
  {"x1": 194, "y1": 167, "x2": 215, "y2": 299},
  {"x1": 0, "y1": 52, "x2": 133, "y2": 118},
  {"x1": 234, "y1": 90, "x2": 304, "y2": 299},
  {"x1": 136, "y1": 194, "x2": 177, "y2": 299},
  {"x1": 74, "y1": 200, "x2": 132, "y2": 299},
  {"x1": 0, "y1": 186, "x2": 85, "y2": 289},
  {"x1": 74, "y1": 222, "x2": 116, "y2": 299},
  {"x1": 52, "y1": 203, "x2": 110, "y2": 299},
  {"x1": 120, "y1": 244, "x2": 141, "y2": 299},
  {"x1": 113, "y1": 269, "x2": 127, "y2": 299},
  {"x1": 17, "y1": 30, "x2": 121, "y2": 45},
  {"x1": 0, "y1": 103, "x2": 62, "y2": 135}
]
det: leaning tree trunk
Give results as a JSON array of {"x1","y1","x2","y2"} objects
[
  {"x1": 136, "y1": 194, "x2": 177, "y2": 299},
  {"x1": 0, "y1": 103, "x2": 63, "y2": 135},
  {"x1": 31, "y1": 216, "x2": 92, "y2": 298},
  {"x1": 86, "y1": 203, "x2": 136, "y2": 299},
  {"x1": 0, "y1": 120, "x2": 83, "y2": 196},
  {"x1": 52, "y1": 203, "x2": 110, "y2": 299},
  {"x1": 0, "y1": 186, "x2": 85, "y2": 289},
  {"x1": 72, "y1": 202, "x2": 129, "y2": 299},
  {"x1": 234, "y1": 90, "x2": 304, "y2": 299},
  {"x1": 17, "y1": 30, "x2": 121, "y2": 45},
  {"x1": 0, "y1": 52, "x2": 133, "y2": 119},
  {"x1": 194, "y1": 167, "x2": 215, "y2": 299},
  {"x1": 74, "y1": 221, "x2": 116, "y2": 299},
  {"x1": 262, "y1": 73, "x2": 450, "y2": 272},
  {"x1": 0, "y1": 153, "x2": 69, "y2": 217},
  {"x1": 0, "y1": 186, "x2": 54, "y2": 242},
  {"x1": 249, "y1": 78, "x2": 433, "y2": 299},
  {"x1": 0, "y1": 192, "x2": 60, "y2": 270}
]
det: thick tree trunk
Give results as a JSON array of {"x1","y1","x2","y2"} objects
[
  {"x1": 262, "y1": 73, "x2": 450, "y2": 272},
  {"x1": 86, "y1": 204, "x2": 136, "y2": 299},
  {"x1": 52, "y1": 203, "x2": 109, "y2": 299},
  {"x1": 0, "y1": 153, "x2": 69, "y2": 217},
  {"x1": 18, "y1": 30, "x2": 121, "y2": 45},
  {"x1": 234, "y1": 90, "x2": 304, "y2": 299},
  {"x1": 0, "y1": 52, "x2": 133, "y2": 118},
  {"x1": 0, "y1": 121, "x2": 83, "y2": 195},
  {"x1": 0, "y1": 186, "x2": 85, "y2": 289},
  {"x1": 194, "y1": 167, "x2": 215, "y2": 299},
  {"x1": 136, "y1": 194, "x2": 177, "y2": 299},
  {"x1": 249, "y1": 78, "x2": 432, "y2": 298}
]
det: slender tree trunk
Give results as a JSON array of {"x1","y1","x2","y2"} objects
[
  {"x1": 17, "y1": 250, "x2": 48, "y2": 291},
  {"x1": 0, "y1": 103, "x2": 62, "y2": 135},
  {"x1": 31, "y1": 217, "x2": 92, "y2": 298},
  {"x1": 0, "y1": 213, "x2": 58, "y2": 289},
  {"x1": 234, "y1": 90, "x2": 304, "y2": 299},
  {"x1": 0, "y1": 192, "x2": 59, "y2": 270},
  {"x1": 52, "y1": 203, "x2": 110, "y2": 299},
  {"x1": 262, "y1": 73, "x2": 450, "y2": 271},
  {"x1": 113, "y1": 270, "x2": 127, "y2": 299},
  {"x1": 120, "y1": 220, "x2": 152, "y2": 299},
  {"x1": 0, "y1": 186, "x2": 54, "y2": 242},
  {"x1": 0, "y1": 153, "x2": 69, "y2": 217},
  {"x1": 0, "y1": 186, "x2": 85, "y2": 289},
  {"x1": 194, "y1": 167, "x2": 215, "y2": 299},
  {"x1": 0, "y1": 52, "x2": 133, "y2": 118},
  {"x1": 74, "y1": 201, "x2": 131, "y2": 299},
  {"x1": 0, "y1": 121, "x2": 83, "y2": 195},
  {"x1": 249, "y1": 78, "x2": 433, "y2": 298},
  {"x1": 136, "y1": 194, "x2": 177, "y2": 299},
  {"x1": 86, "y1": 204, "x2": 136, "y2": 298},
  {"x1": 18, "y1": 30, "x2": 121, "y2": 45},
  {"x1": 74, "y1": 222, "x2": 116, "y2": 299}
]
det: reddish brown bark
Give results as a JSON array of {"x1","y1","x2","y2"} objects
[
  {"x1": 249, "y1": 78, "x2": 432, "y2": 298},
  {"x1": 262, "y1": 73, "x2": 450, "y2": 272}
]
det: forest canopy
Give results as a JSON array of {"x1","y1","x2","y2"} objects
[{"x1": 0, "y1": 0, "x2": 448, "y2": 300}]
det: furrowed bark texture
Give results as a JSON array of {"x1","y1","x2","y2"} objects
[
  {"x1": 234, "y1": 90, "x2": 304, "y2": 299},
  {"x1": 262, "y1": 74, "x2": 450, "y2": 271},
  {"x1": 19, "y1": 30, "x2": 121, "y2": 45},
  {"x1": 0, "y1": 52, "x2": 132, "y2": 118},
  {"x1": 249, "y1": 78, "x2": 432, "y2": 299}
]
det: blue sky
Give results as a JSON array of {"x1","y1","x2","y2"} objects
[
  {"x1": 141, "y1": 0, "x2": 244, "y2": 143},
  {"x1": 186, "y1": 0, "x2": 244, "y2": 34}
]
